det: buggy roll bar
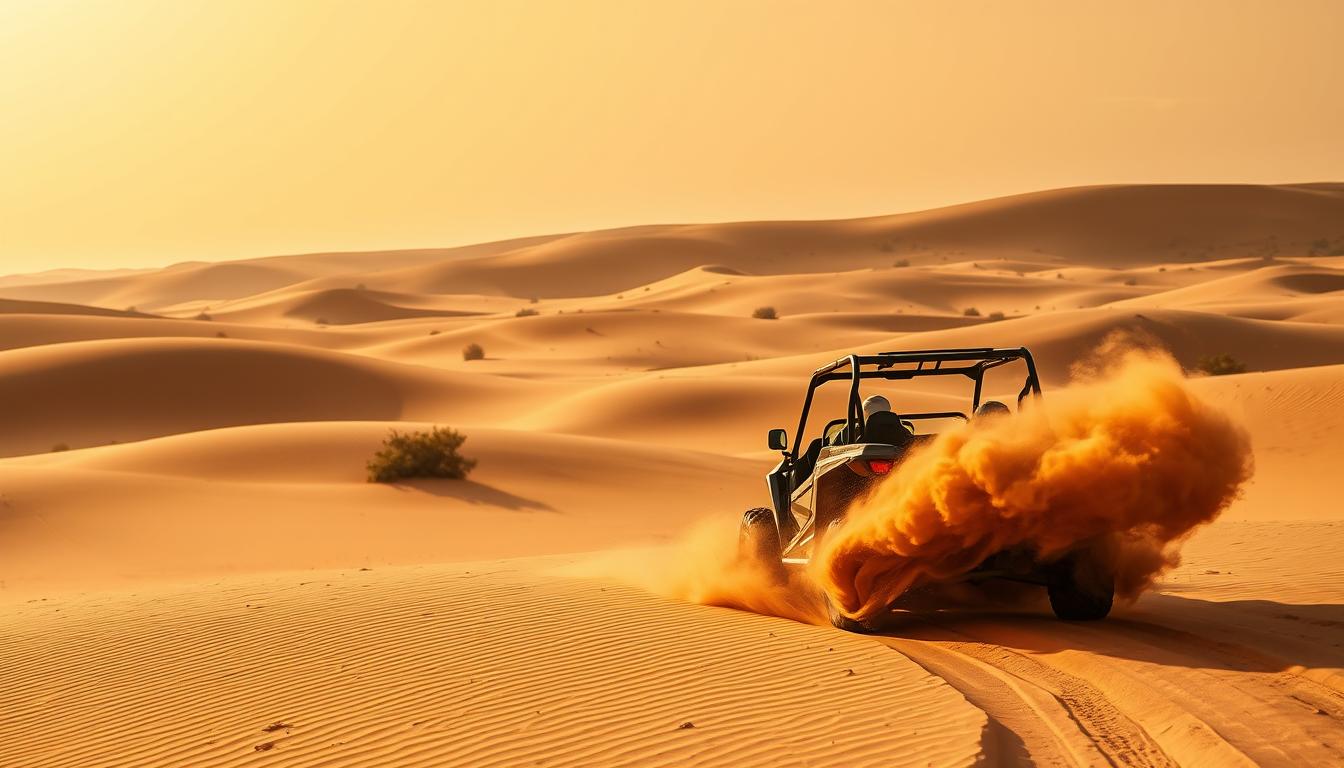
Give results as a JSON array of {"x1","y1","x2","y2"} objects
[{"x1": 787, "y1": 347, "x2": 1042, "y2": 458}]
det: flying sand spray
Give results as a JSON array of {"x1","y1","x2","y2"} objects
[{"x1": 598, "y1": 339, "x2": 1254, "y2": 626}]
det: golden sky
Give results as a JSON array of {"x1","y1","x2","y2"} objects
[{"x1": 2, "y1": 0, "x2": 1341, "y2": 272}]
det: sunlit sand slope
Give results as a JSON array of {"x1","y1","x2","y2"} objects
[{"x1": 0, "y1": 562, "x2": 985, "y2": 768}]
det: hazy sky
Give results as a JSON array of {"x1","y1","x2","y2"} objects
[{"x1": 2, "y1": 0, "x2": 1341, "y2": 272}]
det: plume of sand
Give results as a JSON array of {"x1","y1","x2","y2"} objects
[
  {"x1": 561, "y1": 518, "x2": 826, "y2": 625},
  {"x1": 815, "y1": 346, "x2": 1254, "y2": 621}
]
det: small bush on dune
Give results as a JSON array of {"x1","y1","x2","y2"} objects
[
  {"x1": 195, "y1": 311, "x2": 213, "y2": 321},
  {"x1": 963, "y1": 307, "x2": 981, "y2": 317},
  {"x1": 893, "y1": 259, "x2": 911, "y2": 268},
  {"x1": 515, "y1": 307, "x2": 539, "y2": 317},
  {"x1": 752, "y1": 306, "x2": 778, "y2": 320},
  {"x1": 462, "y1": 342, "x2": 485, "y2": 361},
  {"x1": 1123, "y1": 277, "x2": 1138, "y2": 286},
  {"x1": 988, "y1": 311, "x2": 1005, "y2": 321},
  {"x1": 367, "y1": 427, "x2": 476, "y2": 483},
  {"x1": 1197, "y1": 354, "x2": 1247, "y2": 376}
]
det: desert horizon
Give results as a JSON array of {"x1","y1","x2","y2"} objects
[{"x1": 3, "y1": 181, "x2": 1344, "y2": 766}]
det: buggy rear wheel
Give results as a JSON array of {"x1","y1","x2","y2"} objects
[
  {"x1": 1047, "y1": 549, "x2": 1114, "y2": 621},
  {"x1": 821, "y1": 518, "x2": 884, "y2": 633},
  {"x1": 824, "y1": 593, "x2": 883, "y2": 634}
]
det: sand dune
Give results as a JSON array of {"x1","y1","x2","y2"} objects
[
  {"x1": 0, "y1": 297, "x2": 156, "y2": 319},
  {"x1": 215, "y1": 287, "x2": 488, "y2": 326},
  {"x1": 0, "y1": 562, "x2": 986, "y2": 768},
  {"x1": 3, "y1": 184, "x2": 1343, "y2": 767},
  {"x1": 0, "y1": 338, "x2": 535, "y2": 455},
  {"x1": 350, "y1": 185, "x2": 1344, "y2": 299},
  {"x1": 0, "y1": 423, "x2": 767, "y2": 594}
]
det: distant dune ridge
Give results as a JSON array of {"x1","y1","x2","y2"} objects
[{"x1": 3, "y1": 184, "x2": 1344, "y2": 767}]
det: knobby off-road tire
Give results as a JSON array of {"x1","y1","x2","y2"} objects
[
  {"x1": 822, "y1": 518, "x2": 883, "y2": 633},
  {"x1": 738, "y1": 508, "x2": 786, "y2": 585},
  {"x1": 1047, "y1": 549, "x2": 1115, "y2": 621},
  {"x1": 824, "y1": 594, "x2": 884, "y2": 634}
]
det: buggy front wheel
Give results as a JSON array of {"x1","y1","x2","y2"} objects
[{"x1": 737, "y1": 508, "x2": 785, "y2": 584}]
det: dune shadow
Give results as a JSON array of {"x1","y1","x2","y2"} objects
[
  {"x1": 865, "y1": 592, "x2": 1344, "y2": 675},
  {"x1": 390, "y1": 478, "x2": 555, "y2": 512}
]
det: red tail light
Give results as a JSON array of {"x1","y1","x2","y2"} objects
[{"x1": 867, "y1": 459, "x2": 894, "y2": 475}]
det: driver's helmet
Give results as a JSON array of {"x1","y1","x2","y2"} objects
[{"x1": 862, "y1": 395, "x2": 892, "y2": 419}]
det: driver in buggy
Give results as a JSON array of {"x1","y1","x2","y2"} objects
[{"x1": 826, "y1": 395, "x2": 913, "y2": 447}]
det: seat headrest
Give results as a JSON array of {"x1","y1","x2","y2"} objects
[{"x1": 862, "y1": 410, "x2": 913, "y2": 446}]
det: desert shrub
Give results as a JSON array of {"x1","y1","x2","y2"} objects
[
  {"x1": 51, "y1": 443, "x2": 70, "y2": 452},
  {"x1": 1197, "y1": 354, "x2": 1247, "y2": 376},
  {"x1": 462, "y1": 342, "x2": 485, "y2": 361},
  {"x1": 429, "y1": 329, "x2": 441, "y2": 336},
  {"x1": 893, "y1": 259, "x2": 911, "y2": 268},
  {"x1": 1123, "y1": 277, "x2": 1138, "y2": 286},
  {"x1": 367, "y1": 427, "x2": 476, "y2": 483},
  {"x1": 988, "y1": 311, "x2": 1005, "y2": 321},
  {"x1": 963, "y1": 307, "x2": 981, "y2": 317},
  {"x1": 752, "y1": 306, "x2": 778, "y2": 320},
  {"x1": 515, "y1": 307, "x2": 539, "y2": 317},
  {"x1": 195, "y1": 311, "x2": 213, "y2": 321}
]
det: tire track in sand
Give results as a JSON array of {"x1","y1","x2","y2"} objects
[{"x1": 870, "y1": 600, "x2": 1344, "y2": 768}]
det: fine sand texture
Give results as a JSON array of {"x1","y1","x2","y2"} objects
[{"x1": 2, "y1": 184, "x2": 1343, "y2": 766}]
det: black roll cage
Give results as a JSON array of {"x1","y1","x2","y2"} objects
[{"x1": 786, "y1": 347, "x2": 1042, "y2": 460}]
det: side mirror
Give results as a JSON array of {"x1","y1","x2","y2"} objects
[{"x1": 767, "y1": 428, "x2": 789, "y2": 452}]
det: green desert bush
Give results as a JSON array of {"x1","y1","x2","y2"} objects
[
  {"x1": 988, "y1": 311, "x2": 1005, "y2": 321},
  {"x1": 752, "y1": 306, "x2": 778, "y2": 320},
  {"x1": 367, "y1": 427, "x2": 476, "y2": 483},
  {"x1": 893, "y1": 259, "x2": 911, "y2": 268},
  {"x1": 515, "y1": 307, "x2": 539, "y2": 317},
  {"x1": 1197, "y1": 354, "x2": 1247, "y2": 376},
  {"x1": 195, "y1": 311, "x2": 213, "y2": 321},
  {"x1": 462, "y1": 342, "x2": 485, "y2": 361},
  {"x1": 963, "y1": 307, "x2": 981, "y2": 317}
]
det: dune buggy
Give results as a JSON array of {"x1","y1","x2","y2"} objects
[{"x1": 739, "y1": 347, "x2": 1114, "y2": 632}]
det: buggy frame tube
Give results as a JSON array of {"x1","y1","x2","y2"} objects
[{"x1": 787, "y1": 347, "x2": 1042, "y2": 462}]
